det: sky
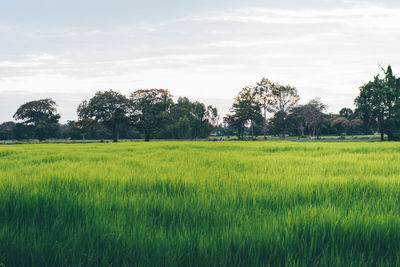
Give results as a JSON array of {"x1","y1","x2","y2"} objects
[{"x1": 1, "y1": 0, "x2": 400, "y2": 123}]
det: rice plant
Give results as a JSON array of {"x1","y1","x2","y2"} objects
[{"x1": 1, "y1": 141, "x2": 400, "y2": 266}]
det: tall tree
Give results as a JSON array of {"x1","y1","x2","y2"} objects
[
  {"x1": 355, "y1": 66, "x2": 400, "y2": 141},
  {"x1": 354, "y1": 84, "x2": 375, "y2": 135},
  {"x1": 13, "y1": 98, "x2": 60, "y2": 141},
  {"x1": 78, "y1": 90, "x2": 130, "y2": 142},
  {"x1": 226, "y1": 86, "x2": 262, "y2": 140},
  {"x1": 255, "y1": 78, "x2": 273, "y2": 139},
  {"x1": 130, "y1": 89, "x2": 173, "y2": 141},
  {"x1": 288, "y1": 106, "x2": 307, "y2": 138},
  {"x1": 268, "y1": 84, "x2": 300, "y2": 139},
  {"x1": 304, "y1": 98, "x2": 327, "y2": 138},
  {"x1": 206, "y1": 105, "x2": 220, "y2": 128},
  {"x1": 14, "y1": 98, "x2": 60, "y2": 127}
]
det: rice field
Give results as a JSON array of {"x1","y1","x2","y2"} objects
[{"x1": 1, "y1": 141, "x2": 400, "y2": 266}]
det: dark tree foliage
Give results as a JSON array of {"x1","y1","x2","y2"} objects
[
  {"x1": 168, "y1": 97, "x2": 218, "y2": 139},
  {"x1": 225, "y1": 86, "x2": 262, "y2": 140},
  {"x1": 0, "y1": 122, "x2": 15, "y2": 140},
  {"x1": 13, "y1": 98, "x2": 60, "y2": 141},
  {"x1": 130, "y1": 89, "x2": 173, "y2": 141},
  {"x1": 331, "y1": 117, "x2": 350, "y2": 136},
  {"x1": 355, "y1": 66, "x2": 400, "y2": 141},
  {"x1": 78, "y1": 90, "x2": 130, "y2": 142},
  {"x1": 13, "y1": 99, "x2": 60, "y2": 126},
  {"x1": 34, "y1": 124, "x2": 48, "y2": 142},
  {"x1": 339, "y1": 108, "x2": 354, "y2": 120},
  {"x1": 68, "y1": 119, "x2": 96, "y2": 142},
  {"x1": 268, "y1": 84, "x2": 300, "y2": 139}
]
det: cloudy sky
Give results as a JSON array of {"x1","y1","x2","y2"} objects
[{"x1": 1, "y1": 0, "x2": 400, "y2": 122}]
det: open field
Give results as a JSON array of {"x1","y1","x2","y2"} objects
[{"x1": 1, "y1": 142, "x2": 400, "y2": 266}]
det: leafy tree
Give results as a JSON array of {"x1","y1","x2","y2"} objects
[
  {"x1": 349, "y1": 118, "x2": 363, "y2": 135},
  {"x1": 331, "y1": 117, "x2": 350, "y2": 136},
  {"x1": 13, "y1": 98, "x2": 60, "y2": 127},
  {"x1": 0, "y1": 122, "x2": 15, "y2": 140},
  {"x1": 268, "y1": 84, "x2": 300, "y2": 139},
  {"x1": 223, "y1": 113, "x2": 246, "y2": 140},
  {"x1": 288, "y1": 105, "x2": 308, "y2": 138},
  {"x1": 354, "y1": 85, "x2": 375, "y2": 135},
  {"x1": 303, "y1": 98, "x2": 327, "y2": 138},
  {"x1": 255, "y1": 78, "x2": 273, "y2": 139},
  {"x1": 69, "y1": 119, "x2": 95, "y2": 142},
  {"x1": 206, "y1": 105, "x2": 219, "y2": 128},
  {"x1": 355, "y1": 66, "x2": 400, "y2": 141},
  {"x1": 78, "y1": 90, "x2": 130, "y2": 142},
  {"x1": 227, "y1": 86, "x2": 262, "y2": 140},
  {"x1": 269, "y1": 111, "x2": 295, "y2": 137},
  {"x1": 13, "y1": 98, "x2": 60, "y2": 141},
  {"x1": 130, "y1": 89, "x2": 173, "y2": 141},
  {"x1": 168, "y1": 116, "x2": 192, "y2": 139},
  {"x1": 339, "y1": 108, "x2": 354, "y2": 120},
  {"x1": 191, "y1": 102, "x2": 209, "y2": 139},
  {"x1": 34, "y1": 124, "x2": 48, "y2": 141}
]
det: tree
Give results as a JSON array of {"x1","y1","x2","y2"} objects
[
  {"x1": 255, "y1": 78, "x2": 273, "y2": 139},
  {"x1": 130, "y1": 89, "x2": 173, "y2": 141},
  {"x1": 206, "y1": 105, "x2": 220, "y2": 128},
  {"x1": 78, "y1": 90, "x2": 130, "y2": 142},
  {"x1": 331, "y1": 117, "x2": 350, "y2": 136},
  {"x1": 339, "y1": 108, "x2": 354, "y2": 120},
  {"x1": 354, "y1": 85, "x2": 375, "y2": 135},
  {"x1": 13, "y1": 98, "x2": 60, "y2": 141},
  {"x1": 167, "y1": 97, "x2": 218, "y2": 139},
  {"x1": 303, "y1": 98, "x2": 327, "y2": 138},
  {"x1": 69, "y1": 119, "x2": 95, "y2": 142},
  {"x1": 34, "y1": 124, "x2": 48, "y2": 141},
  {"x1": 168, "y1": 116, "x2": 192, "y2": 139},
  {"x1": 355, "y1": 66, "x2": 400, "y2": 141},
  {"x1": 349, "y1": 118, "x2": 363, "y2": 135},
  {"x1": 14, "y1": 98, "x2": 60, "y2": 127},
  {"x1": 288, "y1": 105, "x2": 308, "y2": 138},
  {"x1": 0, "y1": 122, "x2": 15, "y2": 140},
  {"x1": 223, "y1": 113, "x2": 246, "y2": 140},
  {"x1": 227, "y1": 86, "x2": 262, "y2": 140},
  {"x1": 268, "y1": 84, "x2": 300, "y2": 139}
]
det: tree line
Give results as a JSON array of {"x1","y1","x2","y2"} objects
[
  {"x1": 222, "y1": 65, "x2": 400, "y2": 141},
  {"x1": 1, "y1": 65, "x2": 400, "y2": 141},
  {"x1": 0, "y1": 89, "x2": 218, "y2": 142}
]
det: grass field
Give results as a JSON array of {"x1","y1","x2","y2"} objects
[{"x1": 1, "y1": 141, "x2": 400, "y2": 266}]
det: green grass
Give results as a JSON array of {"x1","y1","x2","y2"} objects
[{"x1": 1, "y1": 141, "x2": 400, "y2": 266}]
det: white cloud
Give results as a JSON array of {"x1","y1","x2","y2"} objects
[{"x1": 1, "y1": 1, "x2": 400, "y2": 122}]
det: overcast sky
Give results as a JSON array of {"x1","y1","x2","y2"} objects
[{"x1": 1, "y1": 0, "x2": 400, "y2": 122}]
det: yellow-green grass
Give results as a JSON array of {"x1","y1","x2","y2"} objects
[{"x1": 1, "y1": 142, "x2": 400, "y2": 266}]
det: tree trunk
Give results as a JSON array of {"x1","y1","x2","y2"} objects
[
  {"x1": 82, "y1": 134, "x2": 85, "y2": 143},
  {"x1": 251, "y1": 123, "x2": 254, "y2": 140},
  {"x1": 381, "y1": 131, "x2": 384, "y2": 141}
]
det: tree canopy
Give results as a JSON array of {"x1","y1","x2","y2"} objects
[
  {"x1": 13, "y1": 98, "x2": 60, "y2": 127},
  {"x1": 130, "y1": 89, "x2": 173, "y2": 141},
  {"x1": 78, "y1": 90, "x2": 130, "y2": 142}
]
